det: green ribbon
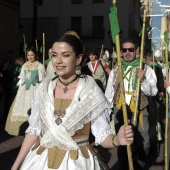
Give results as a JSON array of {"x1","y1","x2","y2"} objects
[
  {"x1": 122, "y1": 58, "x2": 141, "y2": 90},
  {"x1": 123, "y1": 67, "x2": 133, "y2": 92}
]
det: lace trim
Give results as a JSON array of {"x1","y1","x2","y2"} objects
[
  {"x1": 39, "y1": 78, "x2": 111, "y2": 136},
  {"x1": 67, "y1": 101, "x2": 111, "y2": 136},
  {"x1": 95, "y1": 129, "x2": 113, "y2": 145},
  {"x1": 25, "y1": 126, "x2": 41, "y2": 136}
]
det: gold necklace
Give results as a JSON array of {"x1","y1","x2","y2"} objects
[{"x1": 58, "y1": 75, "x2": 78, "y2": 93}]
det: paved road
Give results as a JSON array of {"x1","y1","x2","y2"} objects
[{"x1": 0, "y1": 118, "x2": 169, "y2": 170}]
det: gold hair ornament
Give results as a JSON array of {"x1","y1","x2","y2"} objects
[{"x1": 64, "y1": 31, "x2": 80, "y2": 39}]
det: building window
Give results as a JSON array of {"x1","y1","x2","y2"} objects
[
  {"x1": 71, "y1": 17, "x2": 82, "y2": 36},
  {"x1": 92, "y1": 16, "x2": 104, "y2": 37},
  {"x1": 93, "y1": 0, "x2": 104, "y2": 3},
  {"x1": 71, "y1": 0, "x2": 82, "y2": 4}
]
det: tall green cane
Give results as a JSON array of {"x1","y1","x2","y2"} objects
[
  {"x1": 132, "y1": 10, "x2": 147, "y2": 126},
  {"x1": 110, "y1": 0, "x2": 134, "y2": 169}
]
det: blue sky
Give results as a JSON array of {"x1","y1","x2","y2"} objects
[
  {"x1": 161, "y1": 0, "x2": 169, "y2": 4},
  {"x1": 152, "y1": 0, "x2": 169, "y2": 49}
]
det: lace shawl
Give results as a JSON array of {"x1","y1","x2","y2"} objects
[{"x1": 32, "y1": 76, "x2": 111, "y2": 150}]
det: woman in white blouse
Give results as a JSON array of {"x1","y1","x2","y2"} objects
[{"x1": 11, "y1": 31, "x2": 133, "y2": 170}]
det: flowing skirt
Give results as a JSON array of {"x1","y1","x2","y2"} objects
[
  {"x1": 20, "y1": 147, "x2": 101, "y2": 170},
  {"x1": 5, "y1": 84, "x2": 39, "y2": 136}
]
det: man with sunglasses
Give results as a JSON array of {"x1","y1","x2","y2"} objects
[{"x1": 105, "y1": 38, "x2": 158, "y2": 169}]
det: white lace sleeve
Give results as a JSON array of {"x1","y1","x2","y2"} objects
[
  {"x1": 91, "y1": 109, "x2": 113, "y2": 145},
  {"x1": 25, "y1": 91, "x2": 42, "y2": 136}
]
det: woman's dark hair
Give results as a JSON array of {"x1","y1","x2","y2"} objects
[
  {"x1": 26, "y1": 47, "x2": 38, "y2": 60},
  {"x1": 54, "y1": 31, "x2": 83, "y2": 58}
]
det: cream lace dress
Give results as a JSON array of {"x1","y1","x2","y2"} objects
[
  {"x1": 20, "y1": 99, "x2": 110, "y2": 170},
  {"x1": 19, "y1": 76, "x2": 113, "y2": 170},
  {"x1": 5, "y1": 61, "x2": 45, "y2": 136}
]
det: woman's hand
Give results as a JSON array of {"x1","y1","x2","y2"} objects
[{"x1": 116, "y1": 125, "x2": 134, "y2": 146}]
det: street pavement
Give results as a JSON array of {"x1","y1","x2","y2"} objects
[{"x1": 0, "y1": 117, "x2": 169, "y2": 170}]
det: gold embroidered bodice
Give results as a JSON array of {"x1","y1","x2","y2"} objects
[{"x1": 31, "y1": 98, "x2": 97, "y2": 169}]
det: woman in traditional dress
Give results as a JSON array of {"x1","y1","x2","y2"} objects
[
  {"x1": 5, "y1": 47, "x2": 45, "y2": 136},
  {"x1": 11, "y1": 32, "x2": 133, "y2": 170}
]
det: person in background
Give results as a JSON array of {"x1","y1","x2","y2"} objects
[
  {"x1": 105, "y1": 38, "x2": 158, "y2": 169},
  {"x1": 44, "y1": 48, "x2": 52, "y2": 68},
  {"x1": 80, "y1": 53, "x2": 92, "y2": 76},
  {"x1": 87, "y1": 48, "x2": 110, "y2": 92},
  {"x1": 1, "y1": 58, "x2": 14, "y2": 118},
  {"x1": 0, "y1": 57, "x2": 24, "y2": 121},
  {"x1": 11, "y1": 31, "x2": 133, "y2": 170},
  {"x1": 102, "y1": 50, "x2": 111, "y2": 68},
  {"x1": 11, "y1": 57, "x2": 25, "y2": 100},
  {"x1": 5, "y1": 47, "x2": 46, "y2": 136},
  {"x1": 145, "y1": 54, "x2": 165, "y2": 154},
  {"x1": 46, "y1": 48, "x2": 55, "y2": 77},
  {"x1": 111, "y1": 48, "x2": 117, "y2": 68},
  {"x1": 154, "y1": 49, "x2": 166, "y2": 79},
  {"x1": 135, "y1": 46, "x2": 140, "y2": 59}
]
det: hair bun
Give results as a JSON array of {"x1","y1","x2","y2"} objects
[{"x1": 64, "y1": 30, "x2": 80, "y2": 39}]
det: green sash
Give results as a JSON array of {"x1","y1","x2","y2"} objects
[
  {"x1": 24, "y1": 70, "x2": 39, "y2": 90},
  {"x1": 149, "y1": 62, "x2": 161, "y2": 68},
  {"x1": 122, "y1": 58, "x2": 140, "y2": 70}
]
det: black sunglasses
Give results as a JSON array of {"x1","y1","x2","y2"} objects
[{"x1": 122, "y1": 48, "x2": 135, "y2": 53}]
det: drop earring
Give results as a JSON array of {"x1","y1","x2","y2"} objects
[{"x1": 76, "y1": 62, "x2": 81, "y2": 75}]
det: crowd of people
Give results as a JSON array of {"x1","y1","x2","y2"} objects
[{"x1": 0, "y1": 30, "x2": 170, "y2": 170}]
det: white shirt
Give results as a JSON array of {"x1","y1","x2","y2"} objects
[{"x1": 105, "y1": 65, "x2": 158, "y2": 107}]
